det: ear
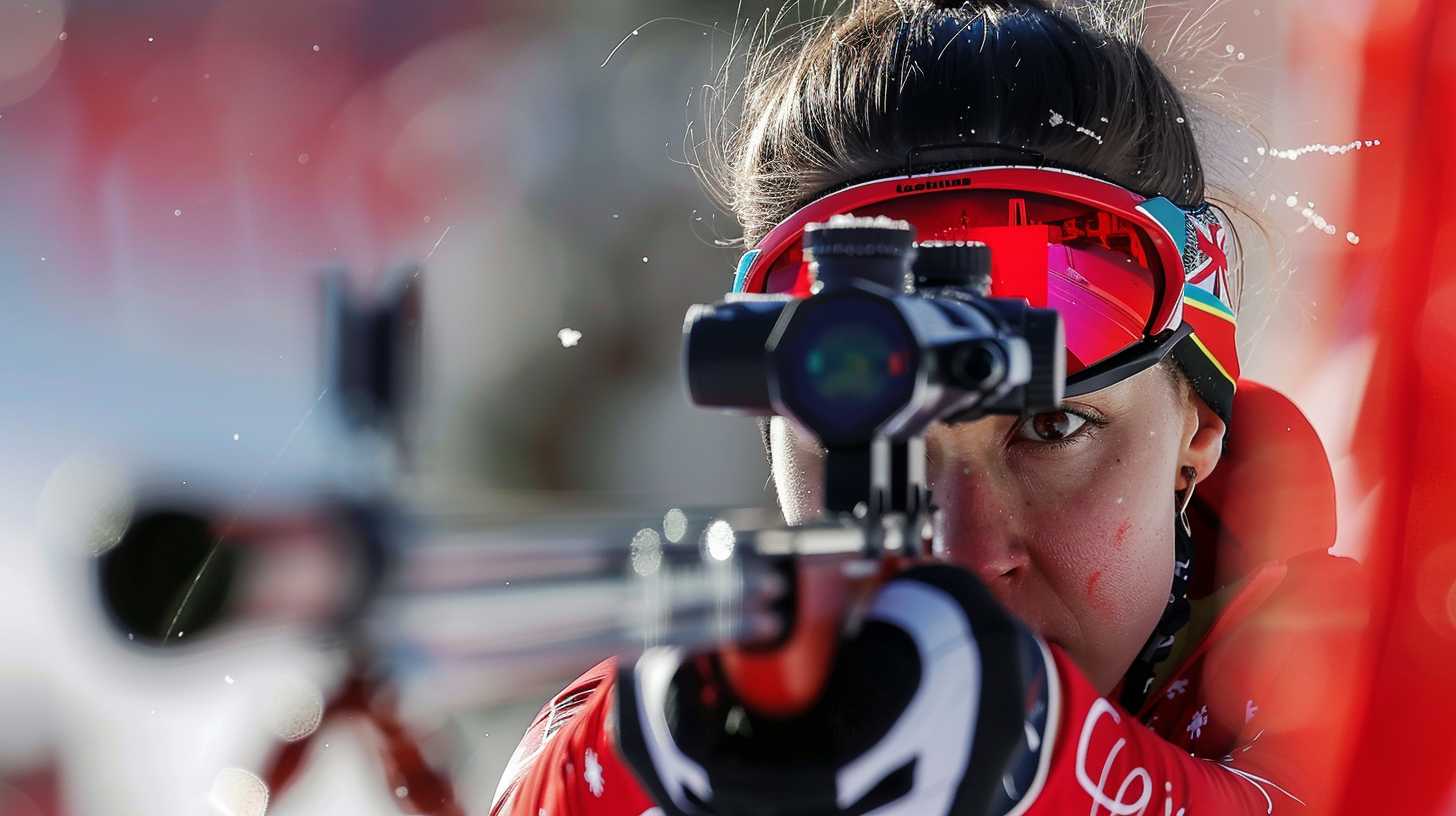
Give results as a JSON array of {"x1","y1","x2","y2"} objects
[{"x1": 1178, "y1": 391, "x2": 1227, "y2": 491}]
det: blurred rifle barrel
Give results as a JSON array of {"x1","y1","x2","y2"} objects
[{"x1": 95, "y1": 498, "x2": 871, "y2": 704}]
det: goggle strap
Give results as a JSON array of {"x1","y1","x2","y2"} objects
[
  {"x1": 1135, "y1": 197, "x2": 1193, "y2": 258},
  {"x1": 732, "y1": 249, "x2": 760, "y2": 294}
]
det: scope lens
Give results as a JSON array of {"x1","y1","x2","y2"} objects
[
  {"x1": 772, "y1": 293, "x2": 918, "y2": 445},
  {"x1": 803, "y1": 324, "x2": 904, "y2": 402}
]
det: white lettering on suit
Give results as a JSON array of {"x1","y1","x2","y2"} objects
[{"x1": 1075, "y1": 698, "x2": 1154, "y2": 816}]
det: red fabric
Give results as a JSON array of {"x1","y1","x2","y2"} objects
[
  {"x1": 1317, "y1": 0, "x2": 1456, "y2": 807},
  {"x1": 493, "y1": 549, "x2": 1365, "y2": 815},
  {"x1": 491, "y1": 659, "x2": 658, "y2": 816},
  {"x1": 1192, "y1": 380, "x2": 1338, "y2": 592}
]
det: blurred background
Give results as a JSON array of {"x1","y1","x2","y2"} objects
[{"x1": 0, "y1": 0, "x2": 1411, "y2": 814}]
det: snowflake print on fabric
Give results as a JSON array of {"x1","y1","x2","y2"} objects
[
  {"x1": 1166, "y1": 678, "x2": 1190, "y2": 699},
  {"x1": 1187, "y1": 706, "x2": 1210, "y2": 741},
  {"x1": 584, "y1": 748, "x2": 605, "y2": 797}
]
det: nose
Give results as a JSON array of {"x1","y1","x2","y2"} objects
[{"x1": 925, "y1": 424, "x2": 1029, "y2": 585}]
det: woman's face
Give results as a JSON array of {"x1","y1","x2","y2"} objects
[{"x1": 770, "y1": 364, "x2": 1226, "y2": 694}]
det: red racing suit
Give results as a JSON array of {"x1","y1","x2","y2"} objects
[{"x1": 491, "y1": 383, "x2": 1366, "y2": 815}]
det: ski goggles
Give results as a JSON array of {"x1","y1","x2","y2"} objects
[{"x1": 731, "y1": 165, "x2": 1240, "y2": 416}]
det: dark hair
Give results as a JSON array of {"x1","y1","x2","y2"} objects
[{"x1": 705, "y1": 1, "x2": 1230, "y2": 295}]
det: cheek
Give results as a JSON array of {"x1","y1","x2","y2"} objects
[
  {"x1": 1078, "y1": 510, "x2": 1173, "y2": 621},
  {"x1": 1022, "y1": 436, "x2": 1178, "y2": 658}
]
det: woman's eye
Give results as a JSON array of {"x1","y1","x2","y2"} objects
[{"x1": 1015, "y1": 410, "x2": 1090, "y2": 443}]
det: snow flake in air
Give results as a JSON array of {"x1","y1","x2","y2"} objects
[
  {"x1": 1165, "y1": 678, "x2": 1189, "y2": 699},
  {"x1": 1245, "y1": 699, "x2": 1259, "y2": 723},
  {"x1": 558, "y1": 328, "x2": 582, "y2": 348},
  {"x1": 1187, "y1": 705, "x2": 1209, "y2": 741},
  {"x1": 584, "y1": 748, "x2": 605, "y2": 797}
]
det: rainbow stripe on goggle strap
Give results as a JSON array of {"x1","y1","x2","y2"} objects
[{"x1": 732, "y1": 249, "x2": 760, "y2": 294}]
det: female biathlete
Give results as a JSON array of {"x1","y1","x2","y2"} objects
[{"x1": 493, "y1": 2, "x2": 1365, "y2": 813}]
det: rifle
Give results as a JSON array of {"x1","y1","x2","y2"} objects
[{"x1": 93, "y1": 218, "x2": 1064, "y2": 813}]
